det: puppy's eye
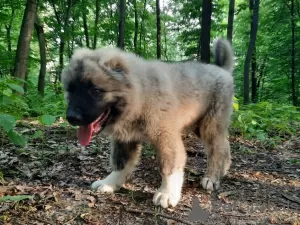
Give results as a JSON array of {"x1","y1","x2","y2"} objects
[{"x1": 89, "y1": 88, "x2": 104, "y2": 98}]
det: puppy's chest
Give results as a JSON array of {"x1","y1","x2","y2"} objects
[{"x1": 107, "y1": 118, "x2": 149, "y2": 142}]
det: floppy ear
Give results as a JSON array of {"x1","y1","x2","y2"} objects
[{"x1": 104, "y1": 57, "x2": 129, "y2": 74}]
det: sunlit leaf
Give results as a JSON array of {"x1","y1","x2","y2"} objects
[
  {"x1": 0, "y1": 195, "x2": 34, "y2": 202},
  {"x1": 7, "y1": 130, "x2": 27, "y2": 147},
  {"x1": 7, "y1": 83, "x2": 24, "y2": 94},
  {"x1": 0, "y1": 114, "x2": 15, "y2": 132},
  {"x1": 40, "y1": 115, "x2": 56, "y2": 125}
]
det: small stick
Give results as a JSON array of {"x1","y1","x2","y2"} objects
[
  {"x1": 28, "y1": 215, "x2": 56, "y2": 225},
  {"x1": 125, "y1": 208, "x2": 193, "y2": 225},
  {"x1": 221, "y1": 212, "x2": 264, "y2": 217}
]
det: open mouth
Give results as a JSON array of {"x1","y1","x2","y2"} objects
[{"x1": 77, "y1": 109, "x2": 111, "y2": 146}]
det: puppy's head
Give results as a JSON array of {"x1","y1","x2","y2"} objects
[{"x1": 61, "y1": 48, "x2": 131, "y2": 146}]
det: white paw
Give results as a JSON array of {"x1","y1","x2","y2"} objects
[
  {"x1": 201, "y1": 177, "x2": 220, "y2": 191},
  {"x1": 153, "y1": 189, "x2": 181, "y2": 208},
  {"x1": 91, "y1": 179, "x2": 119, "y2": 193},
  {"x1": 153, "y1": 171, "x2": 184, "y2": 208},
  {"x1": 91, "y1": 171, "x2": 126, "y2": 193}
]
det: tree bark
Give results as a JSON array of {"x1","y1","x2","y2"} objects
[
  {"x1": 82, "y1": 1, "x2": 90, "y2": 48},
  {"x1": 227, "y1": 0, "x2": 235, "y2": 43},
  {"x1": 51, "y1": 0, "x2": 73, "y2": 83},
  {"x1": 156, "y1": 0, "x2": 161, "y2": 59},
  {"x1": 256, "y1": 58, "x2": 266, "y2": 101},
  {"x1": 243, "y1": 0, "x2": 259, "y2": 105},
  {"x1": 251, "y1": 47, "x2": 257, "y2": 103},
  {"x1": 139, "y1": 0, "x2": 147, "y2": 54},
  {"x1": 291, "y1": 0, "x2": 297, "y2": 105},
  {"x1": 133, "y1": 0, "x2": 138, "y2": 53},
  {"x1": 93, "y1": 0, "x2": 101, "y2": 49},
  {"x1": 117, "y1": 0, "x2": 126, "y2": 49},
  {"x1": 5, "y1": 7, "x2": 14, "y2": 53},
  {"x1": 13, "y1": 0, "x2": 37, "y2": 82},
  {"x1": 199, "y1": 0, "x2": 212, "y2": 63},
  {"x1": 34, "y1": 16, "x2": 46, "y2": 96}
]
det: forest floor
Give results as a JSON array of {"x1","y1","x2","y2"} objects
[{"x1": 0, "y1": 121, "x2": 300, "y2": 225}]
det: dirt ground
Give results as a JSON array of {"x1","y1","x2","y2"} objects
[{"x1": 0, "y1": 123, "x2": 299, "y2": 225}]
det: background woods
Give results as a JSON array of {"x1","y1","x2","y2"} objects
[{"x1": 0, "y1": 0, "x2": 299, "y2": 146}]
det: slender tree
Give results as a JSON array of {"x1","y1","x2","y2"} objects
[
  {"x1": 34, "y1": 16, "x2": 46, "y2": 96},
  {"x1": 50, "y1": 0, "x2": 73, "y2": 82},
  {"x1": 290, "y1": 0, "x2": 297, "y2": 105},
  {"x1": 139, "y1": 0, "x2": 147, "y2": 54},
  {"x1": 117, "y1": 0, "x2": 126, "y2": 49},
  {"x1": 243, "y1": 0, "x2": 260, "y2": 105},
  {"x1": 13, "y1": 0, "x2": 37, "y2": 83},
  {"x1": 199, "y1": 0, "x2": 212, "y2": 63},
  {"x1": 227, "y1": 0, "x2": 235, "y2": 43},
  {"x1": 5, "y1": 6, "x2": 14, "y2": 53},
  {"x1": 133, "y1": 0, "x2": 138, "y2": 53},
  {"x1": 82, "y1": 0, "x2": 90, "y2": 48},
  {"x1": 93, "y1": 0, "x2": 101, "y2": 49},
  {"x1": 156, "y1": 0, "x2": 161, "y2": 59},
  {"x1": 251, "y1": 48, "x2": 257, "y2": 103}
]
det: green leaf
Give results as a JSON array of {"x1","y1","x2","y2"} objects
[
  {"x1": 32, "y1": 130, "x2": 43, "y2": 139},
  {"x1": 0, "y1": 195, "x2": 34, "y2": 202},
  {"x1": 40, "y1": 115, "x2": 56, "y2": 125},
  {"x1": 237, "y1": 114, "x2": 243, "y2": 123},
  {"x1": 256, "y1": 132, "x2": 266, "y2": 141},
  {"x1": 3, "y1": 88, "x2": 13, "y2": 97},
  {"x1": 7, "y1": 83, "x2": 24, "y2": 94},
  {"x1": 251, "y1": 120, "x2": 257, "y2": 125},
  {"x1": 0, "y1": 114, "x2": 16, "y2": 132},
  {"x1": 7, "y1": 130, "x2": 27, "y2": 147}
]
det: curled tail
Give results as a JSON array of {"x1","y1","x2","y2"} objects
[{"x1": 213, "y1": 39, "x2": 234, "y2": 74}]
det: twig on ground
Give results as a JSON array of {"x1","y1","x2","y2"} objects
[
  {"x1": 28, "y1": 215, "x2": 56, "y2": 225},
  {"x1": 125, "y1": 208, "x2": 193, "y2": 225},
  {"x1": 63, "y1": 214, "x2": 79, "y2": 225},
  {"x1": 281, "y1": 193, "x2": 300, "y2": 205},
  {"x1": 220, "y1": 212, "x2": 264, "y2": 217}
]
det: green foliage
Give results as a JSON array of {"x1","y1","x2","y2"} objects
[
  {"x1": 231, "y1": 102, "x2": 300, "y2": 143},
  {"x1": 0, "y1": 195, "x2": 34, "y2": 202}
]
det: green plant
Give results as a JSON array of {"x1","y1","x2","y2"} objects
[{"x1": 231, "y1": 102, "x2": 300, "y2": 143}]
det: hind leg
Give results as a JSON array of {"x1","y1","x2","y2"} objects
[
  {"x1": 91, "y1": 139, "x2": 141, "y2": 193},
  {"x1": 199, "y1": 118, "x2": 231, "y2": 191}
]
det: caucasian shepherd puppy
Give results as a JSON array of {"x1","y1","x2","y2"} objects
[{"x1": 61, "y1": 39, "x2": 234, "y2": 208}]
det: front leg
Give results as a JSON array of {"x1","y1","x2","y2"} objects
[
  {"x1": 91, "y1": 139, "x2": 141, "y2": 193},
  {"x1": 152, "y1": 133, "x2": 187, "y2": 208}
]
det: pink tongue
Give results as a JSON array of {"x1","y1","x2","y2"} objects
[{"x1": 78, "y1": 123, "x2": 93, "y2": 146}]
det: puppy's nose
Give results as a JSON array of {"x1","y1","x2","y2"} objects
[{"x1": 66, "y1": 108, "x2": 83, "y2": 126}]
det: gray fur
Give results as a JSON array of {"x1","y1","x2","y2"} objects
[{"x1": 62, "y1": 38, "x2": 235, "y2": 208}]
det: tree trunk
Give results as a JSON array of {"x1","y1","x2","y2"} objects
[
  {"x1": 13, "y1": 0, "x2": 37, "y2": 82},
  {"x1": 291, "y1": 0, "x2": 297, "y2": 105},
  {"x1": 227, "y1": 0, "x2": 235, "y2": 43},
  {"x1": 133, "y1": 0, "x2": 138, "y2": 53},
  {"x1": 51, "y1": 0, "x2": 73, "y2": 83},
  {"x1": 5, "y1": 7, "x2": 14, "y2": 53},
  {"x1": 156, "y1": 0, "x2": 161, "y2": 59},
  {"x1": 199, "y1": 0, "x2": 212, "y2": 63},
  {"x1": 251, "y1": 47, "x2": 257, "y2": 103},
  {"x1": 256, "y1": 58, "x2": 266, "y2": 101},
  {"x1": 82, "y1": 1, "x2": 90, "y2": 48},
  {"x1": 139, "y1": 0, "x2": 147, "y2": 54},
  {"x1": 243, "y1": 0, "x2": 259, "y2": 105},
  {"x1": 93, "y1": 0, "x2": 101, "y2": 49},
  {"x1": 34, "y1": 16, "x2": 46, "y2": 96},
  {"x1": 117, "y1": 0, "x2": 126, "y2": 49}
]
